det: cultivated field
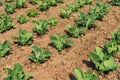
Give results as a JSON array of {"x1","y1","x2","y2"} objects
[{"x1": 0, "y1": 0, "x2": 120, "y2": 80}]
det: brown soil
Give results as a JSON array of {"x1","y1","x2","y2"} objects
[{"x1": 0, "y1": 0, "x2": 120, "y2": 80}]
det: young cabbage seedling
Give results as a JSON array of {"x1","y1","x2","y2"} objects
[
  {"x1": 60, "y1": 7, "x2": 72, "y2": 18},
  {"x1": 74, "y1": 68, "x2": 98, "y2": 80},
  {"x1": 0, "y1": 14, "x2": 15, "y2": 32},
  {"x1": 110, "y1": 0, "x2": 120, "y2": 6},
  {"x1": 29, "y1": 45, "x2": 51, "y2": 64},
  {"x1": 50, "y1": 33, "x2": 73, "y2": 51},
  {"x1": 32, "y1": 19, "x2": 50, "y2": 34},
  {"x1": 0, "y1": 41, "x2": 11, "y2": 58},
  {"x1": 4, "y1": 4, "x2": 16, "y2": 14},
  {"x1": 30, "y1": 0, "x2": 39, "y2": 5},
  {"x1": 13, "y1": 29, "x2": 33, "y2": 45},
  {"x1": 49, "y1": 0, "x2": 57, "y2": 6},
  {"x1": 89, "y1": 47, "x2": 118, "y2": 73},
  {"x1": 75, "y1": 12, "x2": 97, "y2": 29},
  {"x1": 57, "y1": 0, "x2": 63, "y2": 3},
  {"x1": 17, "y1": 15, "x2": 28, "y2": 24},
  {"x1": 15, "y1": 0, "x2": 27, "y2": 8},
  {"x1": 47, "y1": 17, "x2": 58, "y2": 27},
  {"x1": 111, "y1": 29, "x2": 120, "y2": 45},
  {"x1": 4, "y1": 63, "x2": 32, "y2": 80},
  {"x1": 66, "y1": 25, "x2": 85, "y2": 38},
  {"x1": 39, "y1": 0, "x2": 50, "y2": 11},
  {"x1": 89, "y1": 1, "x2": 110, "y2": 20},
  {"x1": 0, "y1": 0, "x2": 2, "y2": 6},
  {"x1": 76, "y1": 0, "x2": 86, "y2": 7},
  {"x1": 104, "y1": 41, "x2": 119, "y2": 56},
  {"x1": 27, "y1": 9, "x2": 39, "y2": 17},
  {"x1": 32, "y1": 17, "x2": 57, "y2": 34},
  {"x1": 5, "y1": 0, "x2": 13, "y2": 3},
  {"x1": 85, "y1": 0, "x2": 93, "y2": 4},
  {"x1": 66, "y1": 2, "x2": 79, "y2": 12}
]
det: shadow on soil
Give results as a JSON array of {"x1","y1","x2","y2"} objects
[
  {"x1": 82, "y1": 60, "x2": 95, "y2": 70},
  {"x1": 69, "y1": 73, "x2": 76, "y2": 80}
]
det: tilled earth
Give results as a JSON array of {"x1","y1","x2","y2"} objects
[{"x1": 0, "y1": 0, "x2": 120, "y2": 80}]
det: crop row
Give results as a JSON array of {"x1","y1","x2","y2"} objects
[
  {"x1": 74, "y1": 29, "x2": 120, "y2": 79},
  {"x1": 0, "y1": 0, "x2": 120, "y2": 80},
  {"x1": 0, "y1": 0, "x2": 111, "y2": 56},
  {"x1": 60, "y1": 0, "x2": 92, "y2": 18},
  {"x1": 0, "y1": 0, "x2": 63, "y2": 12},
  {"x1": 2, "y1": 29, "x2": 120, "y2": 80}
]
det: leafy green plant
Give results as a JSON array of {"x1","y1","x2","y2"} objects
[
  {"x1": 4, "y1": 63, "x2": 32, "y2": 80},
  {"x1": 110, "y1": 0, "x2": 120, "y2": 6},
  {"x1": 39, "y1": 0, "x2": 50, "y2": 11},
  {"x1": 0, "y1": 41, "x2": 11, "y2": 58},
  {"x1": 5, "y1": 0, "x2": 13, "y2": 3},
  {"x1": 111, "y1": 29, "x2": 120, "y2": 45},
  {"x1": 13, "y1": 29, "x2": 33, "y2": 45},
  {"x1": 39, "y1": 0, "x2": 63, "y2": 11},
  {"x1": 75, "y1": 12, "x2": 97, "y2": 29},
  {"x1": 89, "y1": 1, "x2": 110, "y2": 20},
  {"x1": 104, "y1": 41, "x2": 119, "y2": 56},
  {"x1": 88, "y1": 47, "x2": 118, "y2": 73},
  {"x1": 17, "y1": 15, "x2": 28, "y2": 24},
  {"x1": 57, "y1": 0, "x2": 63, "y2": 3},
  {"x1": 60, "y1": 8, "x2": 72, "y2": 18},
  {"x1": 76, "y1": 0, "x2": 86, "y2": 7},
  {"x1": 15, "y1": 0, "x2": 26, "y2": 8},
  {"x1": 74, "y1": 68, "x2": 98, "y2": 80},
  {"x1": 50, "y1": 33, "x2": 73, "y2": 51},
  {"x1": 85, "y1": 0, "x2": 93, "y2": 4},
  {"x1": 0, "y1": 0, "x2": 2, "y2": 6},
  {"x1": 49, "y1": 0, "x2": 57, "y2": 6},
  {"x1": 60, "y1": 0, "x2": 93, "y2": 18},
  {"x1": 66, "y1": 2, "x2": 79, "y2": 12},
  {"x1": 32, "y1": 19, "x2": 50, "y2": 34},
  {"x1": 32, "y1": 17, "x2": 57, "y2": 34},
  {"x1": 4, "y1": 4, "x2": 16, "y2": 14},
  {"x1": 66, "y1": 25, "x2": 85, "y2": 38},
  {"x1": 29, "y1": 45, "x2": 51, "y2": 63},
  {"x1": 30, "y1": 0, "x2": 39, "y2": 5},
  {"x1": 0, "y1": 14, "x2": 15, "y2": 32},
  {"x1": 27, "y1": 9, "x2": 39, "y2": 17},
  {"x1": 47, "y1": 17, "x2": 58, "y2": 27},
  {"x1": 76, "y1": 0, "x2": 92, "y2": 7}
]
